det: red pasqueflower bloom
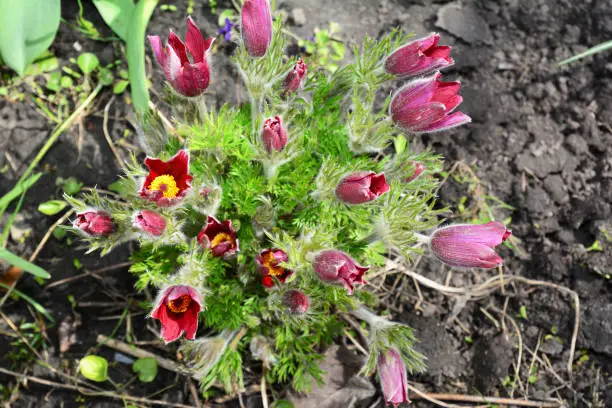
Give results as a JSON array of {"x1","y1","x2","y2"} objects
[
  {"x1": 148, "y1": 17, "x2": 215, "y2": 97},
  {"x1": 140, "y1": 150, "x2": 193, "y2": 207},
  {"x1": 150, "y1": 285, "x2": 202, "y2": 343},
  {"x1": 262, "y1": 116, "x2": 288, "y2": 153},
  {"x1": 384, "y1": 33, "x2": 453, "y2": 78},
  {"x1": 197, "y1": 216, "x2": 239, "y2": 257},
  {"x1": 283, "y1": 58, "x2": 307, "y2": 96},
  {"x1": 312, "y1": 250, "x2": 369, "y2": 294},
  {"x1": 241, "y1": 0, "x2": 272, "y2": 57},
  {"x1": 377, "y1": 348, "x2": 410, "y2": 406},
  {"x1": 390, "y1": 71, "x2": 471, "y2": 134},
  {"x1": 283, "y1": 290, "x2": 310, "y2": 314},
  {"x1": 256, "y1": 248, "x2": 293, "y2": 285},
  {"x1": 74, "y1": 210, "x2": 116, "y2": 237},
  {"x1": 430, "y1": 221, "x2": 512, "y2": 268},
  {"x1": 335, "y1": 171, "x2": 390, "y2": 204}
]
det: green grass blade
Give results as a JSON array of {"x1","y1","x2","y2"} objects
[
  {"x1": 557, "y1": 40, "x2": 612, "y2": 66},
  {"x1": 0, "y1": 173, "x2": 42, "y2": 215},
  {"x1": 0, "y1": 282, "x2": 54, "y2": 322},
  {"x1": 127, "y1": 0, "x2": 158, "y2": 116},
  {"x1": 0, "y1": 248, "x2": 51, "y2": 279}
]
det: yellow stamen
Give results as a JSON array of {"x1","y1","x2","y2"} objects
[
  {"x1": 149, "y1": 174, "x2": 180, "y2": 199},
  {"x1": 167, "y1": 295, "x2": 191, "y2": 313},
  {"x1": 262, "y1": 252, "x2": 285, "y2": 277},
  {"x1": 210, "y1": 232, "x2": 232, "y2": 249}
]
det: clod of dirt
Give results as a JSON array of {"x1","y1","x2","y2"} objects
[
  {"x1": 289, "y1": 8, "x2": 307, "y2": 26},
  {"x1": 472, "y1": 334, "x2": 514, "y2": 394},
  {"x1": 580, "y1": 301, "x2": 612, "y2": 356},
  {"x1": 287, "y1": 345, "x2": 375, "y2": 408},
  {"x1": 435, "y1": 3, "x2": 493, "y2": 45}
]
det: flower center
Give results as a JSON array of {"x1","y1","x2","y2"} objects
[
  {"x1": 262, "y1": 252, "x2": 285, "y2": 277},
  {"x1": 149, "y1": 175, "x2": 180, "y2": 199},
  {"x1": 210, "y1": 232, "x2": 232, "y2": 249},
  {"x1": 167, "y1": 295, "x2": 192, "y2": 313}
]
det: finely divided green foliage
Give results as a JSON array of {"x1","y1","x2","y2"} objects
[{"x1": 74, "y1": 25, "x2": 444, "y2": 393}]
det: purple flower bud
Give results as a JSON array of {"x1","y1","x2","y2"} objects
[
  {"x1": 335, "y1": 171, "x2": 390, "y2": 204},
  {"x1": 283, "y1": 58, "x2": 307, "y2": 96},
  {"x1": 377, "y1": 348, "x2": 410, "y2": 406},
  {"x1": 384, "y1": 33, "x2": 453, "y2": 78},
  {"x1": 241, "y1": 0, "x2": 272, "y2": 57},
  {"x1": 74, "y1": 210, "x2": 116, "y2": 237},
  {"x1": 148, "y1": 17, "x2": 215, "y2": 97},
  {"x1": 390, "y1": 71, "x2": 471, "y2": 134},
  {"x1": 312, "y1": 250, "x2": 369, "y2": 294},
  {"x1": 283, "y1": 290, "x2": 310, "y2": 314},
  {"x1": 197, "y1": 216, "x2": 240, "y2": 257},
  {"x1": 262, "y1": 116, "x2": 288, "y2": 153},
  {"x1": 430, "y1": 221, "x2": 512, "y2": 269},
  {"x1": 133, "y1": 210, "x2": 167, "y2": 237}
]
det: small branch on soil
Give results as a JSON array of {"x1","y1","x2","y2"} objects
[
  {"x1": 44, "y1": 261, "x2": 133, "y2": 290},
  {"x1": 385, "y1": 258, "x2": 580, "y2": 374},
  {"x1": 103, "y1": 96, "x2": 124, "y2": 167},
  {"x1": 96, "y1": 334, "x2": 196, "y2": 379},
  {"x1": 0, "y1": 367, "x2": 198, "y2": 408},
  {"x1": 407, "y1": 384, "x2": 562, "y2": 407}
]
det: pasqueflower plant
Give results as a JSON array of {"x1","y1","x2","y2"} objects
[{"x1": 68, "y1": 4, "x2": 511, "y2": 404}]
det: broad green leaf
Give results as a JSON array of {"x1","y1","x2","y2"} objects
[
  {"x1": 127, "y1": 0, "x2": 158, "y2": 116},
  {"x1": 92, "y1": 0, "x2": 136, "y2": 41},
  {"x1": 77, "y1": 53, "x2": 100, "y2": 75},
  {"x1": 0, "y1": 0, "x2": 61, "y2": 76},
  {"x1": 113, "y1": 80, "x2": 129, "y2": 94},
  {"x1": 0, "y1": 173, "x2": 42, "y2": 214},
  {"x1": 79, "y1": 355, "x2": 109, "y2": 382},
  {"x1": 0, "y1": 248, "x2": 50, "y2": 279},
  {"x1": 132, "y1": 357, "x2": 158, "y2": 382},
  {"x1": 38, "y1": 200, "x2": 67, "y2": 216},
  {"x1": 0, "y1": 282, "x2": 54, "y2": 321}
]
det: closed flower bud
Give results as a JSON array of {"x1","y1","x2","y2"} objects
[
  {"x1": 390, "y1": 71, "x2": 471, "y2": 133},
  {"x1": 283, "y1": 58, "x2": 307, "y2": 96},
  {"x1": 256, "y1": 248, "x2": 293, "y2": 284},
  {"x1": 377, "y1": 348, "x2": 410, "y2": 406},
  {"x1": 262, "y1": 116, "x2": 288, "y2": 153},
  {"x1": 74, "y1": 210, "x2": 116, "y2": 237},
  {"x1": 241, "y1": 0, "x2": 272, "y2": 57},
  {"x1": 384, "y1": 33, "x2": 453, "y2": 78},
  {"x1": 312, "y1": 250, "x2": 369, "y2": 294},
  {"x1": 150, "y1": 284, "x2": 203, "y2": 343},
  {"x1": 197, "y1": 216, "x2": 239, "y2": 257},
  {"x1": 430, "y1": 221, "x2": 512, "y2": 269},
  {"x1": 335, "y1": 171, "x2": 390, "y2": 204},
  {"x1": 140, "y1": 150, "x2": 193, "y2": 207},
  {"x1": 133, "y1": 210, "x2": 166, "y2": 237},
  {"x1": 148, "y1": 17, "x2": 215, "y2": 97},
  {"x1": 403, "y1": 161, "x2": 425, "y2": 182},
  {"x1": 283, "y1": 290, "x2": 310, "y2": 314}
]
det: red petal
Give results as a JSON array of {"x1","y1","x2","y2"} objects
[
  {"x1": 167, "y1": 32, "x2": 189, "y2": 65},
  {"x1": 156, "y1": 305, "x2": 183, "y2": 343},
  {"x1": 186, "y1": 16, "x2": 205, "y2": 62}
]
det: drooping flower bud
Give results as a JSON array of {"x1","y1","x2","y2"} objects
[
  {"x1": 262, "y1": 116, "x2": 288, "y2": 153},
  {"x1": 241, "y1": 0, "x2": 272, "y2": 57},
  {"x1": 283, "y1": 290, "x2": 310, "y2": 314},
  {"x1": 140, "y1": 150, "x2": 193, "y2": 207},
  {"x1": 403, "y1": 161, "x2": 425, "y2": 182},
  {"x1": 133, "y1": 210, "x2": 166, "y2": 237},
  {"x1": 384, "y1": 33, "x2": 453, "y2": 78},
  {"x1": 312, "y1": 250, "x2": 369, "y2": 294},
  {"x1": 283, "y1": 58, "x2": 307, "y2": 96},
  {"x1": 335, "y1": 171, "x2": 390, "y2": 204},
  {"x1": 197, "y1": 216, "x2": 239, "y2": 257},
  {"x1": 390, "y1": 71, "x2": 471, "y2": 133},
  {"x1": 148, "y1": 17, "x2": 215, "y2": 97},
  {"x1": 74, "y1": 210, "x2": 116, "y2": 237},
  {"x1": 256, "y1": 248, "x2": 293, "y2": 285},
  {"x1": 430, "y1": 221, "x2": 512, "y2": 269},
  {"x1": 150, "y1": 284, "x2": 203, "y2": 343},
  {"x1": 377, "y1": 348, "x2": 410, "y2": 406}
]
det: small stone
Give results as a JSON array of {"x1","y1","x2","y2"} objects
[
  {"x1": 544, "y1": 175, "x2": 568, "y2": 204},
  {"x1": 9, "y1": 214, "x2": 31, "y2": 243},
  {"x1": 565, "y1": 134, "x2": 589, "y2": 155},
  {"x1": 289, "y1": 8, "x2": 306, "y2": 26},
  {"x1": 436, "y1": 3, "x2": 493, "y2": 44}
]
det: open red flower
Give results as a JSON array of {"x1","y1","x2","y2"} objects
[
  {"x1": 256, "y1": 248, "x2": 293, "y2": 285},
  {"x1": 150, "y1": 285, "x2": 202, "y2": 343},
  {"x1": 148, "y1": 17, "x2": 215, "y2": 97},
  {"x1": 140, "y1": 150, "x2": 193, "y2": 207},
  {"x1": 197, "y1": 216, "x2": 239, "y2": 257}
]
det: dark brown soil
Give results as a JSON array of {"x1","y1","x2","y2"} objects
[{"x1": 1, "y1": 0, "x2": 611, "y2": 407}]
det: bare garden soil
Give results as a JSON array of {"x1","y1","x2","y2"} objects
[{"x1": 1, "y1": 0, "x2": 611, "y2": 407}]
